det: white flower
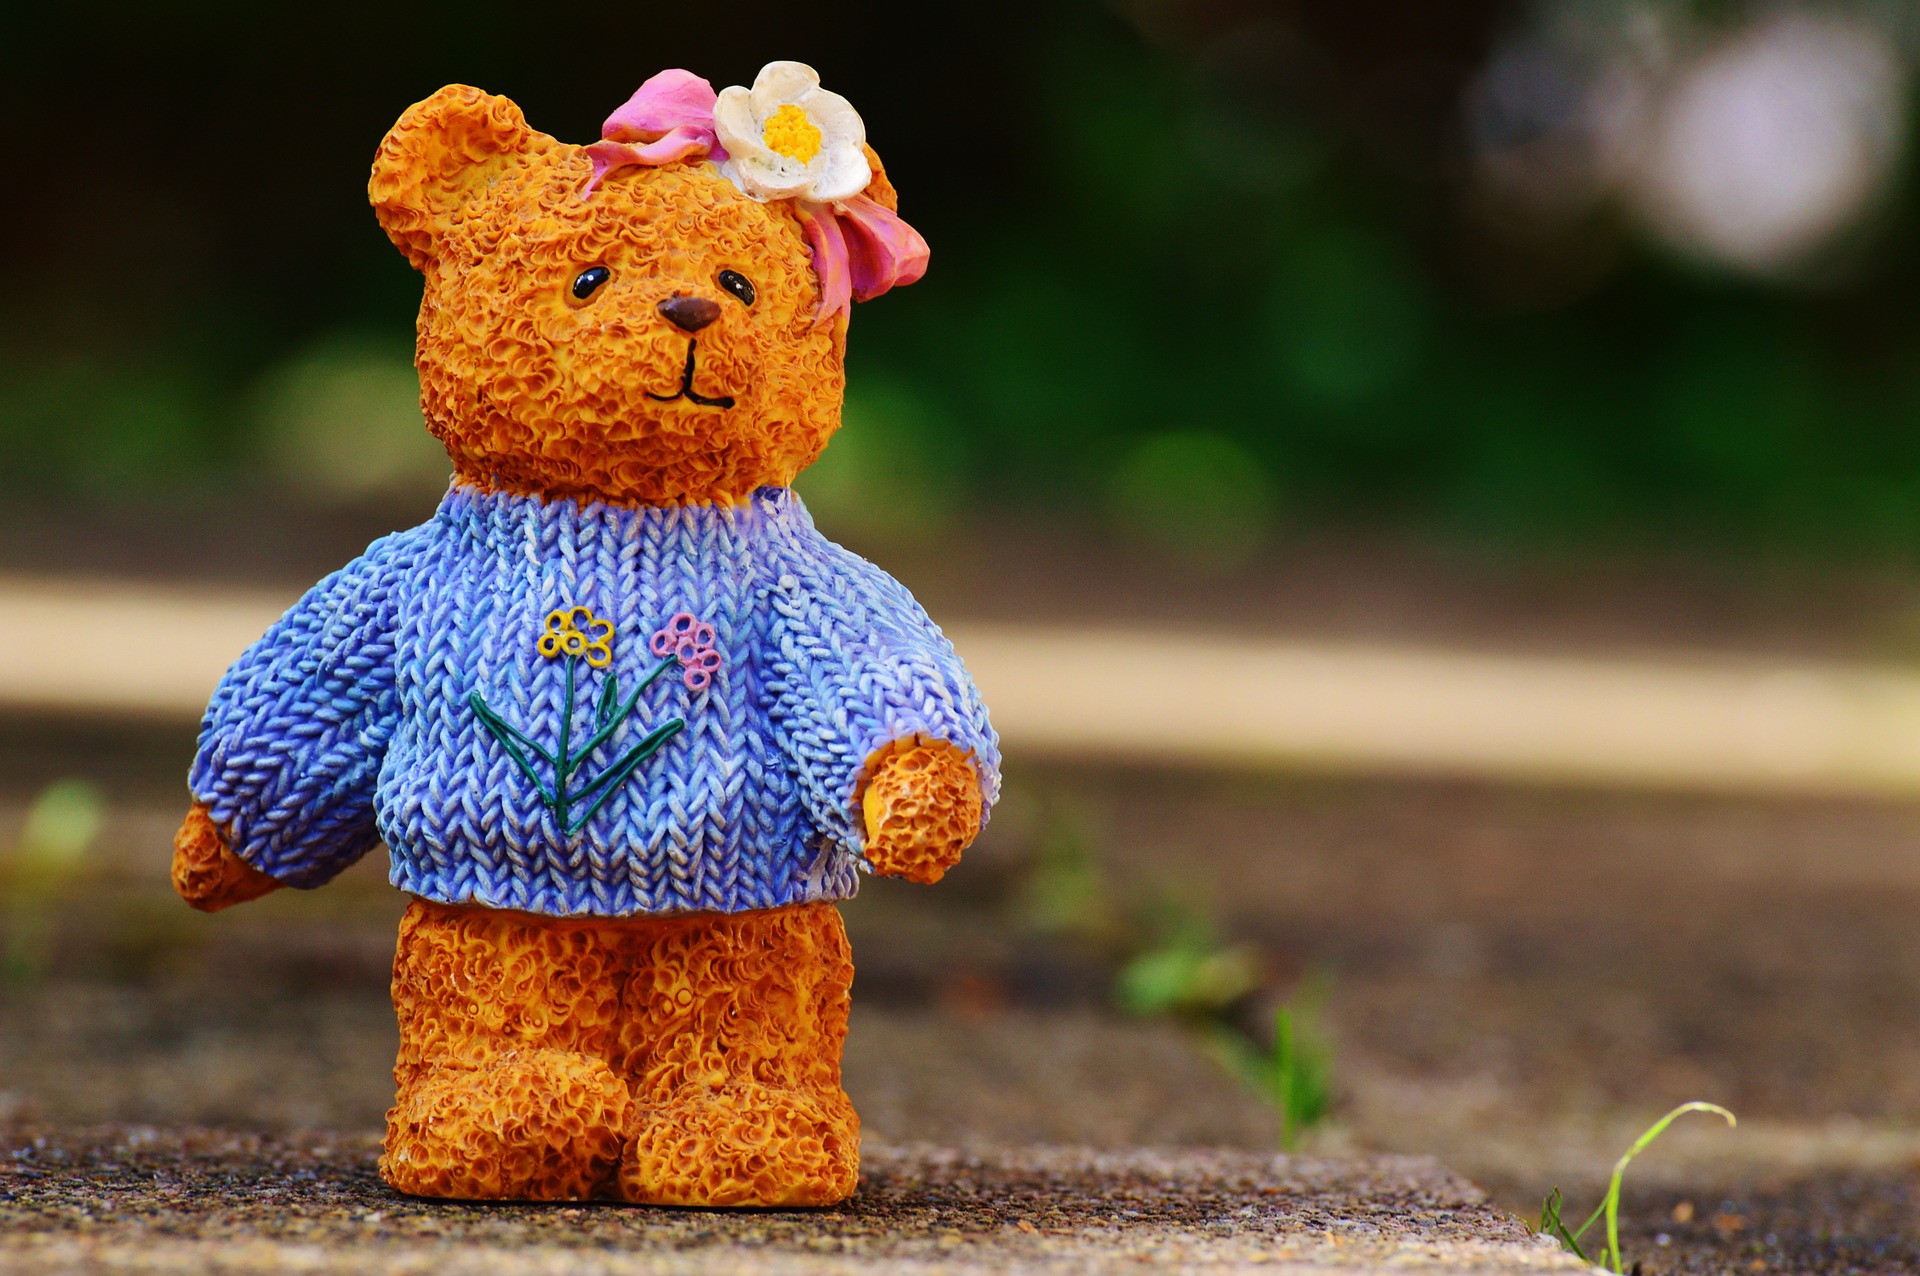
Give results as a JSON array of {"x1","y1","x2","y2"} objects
[{"x1": 714, "y1": 61, "x2": 872, "y2": 204}]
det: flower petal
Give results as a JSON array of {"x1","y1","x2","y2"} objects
[
  {"x1": 712, "y1": 85, "x2": 763, "y2": 157},
  {"x1": 809, "y1": 139, "x2": 873, "y2": 204},
  {"x1": 749, "y1": 61, "x2": 822, "y2": 116},
  {"x1": 602, "y1": 69, "x2": 717, "y2": 142},
  {"x1": 797, "y1": 87, "x2": 865, "y2": 148},
  {"x1": 838, "y1": 195, "x2": 930, "y2": 300},
  {"x1": 797, "y1": 202, "x2": 853, "y2": 327},
  {"x1": 720, "y1": 153, "x2": 810, "y2": 202}
]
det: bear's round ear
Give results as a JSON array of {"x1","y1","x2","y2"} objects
[
  {"x1": 369, "y1": 85, "x2": 543, "y2": 271},
  {"x1": 858, "y1": 143, "x2": 899, "y2": 213}
]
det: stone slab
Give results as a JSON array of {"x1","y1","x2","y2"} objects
[{"x1": 0, "y1": 1127, "x2": 1583, "y2": 1275}]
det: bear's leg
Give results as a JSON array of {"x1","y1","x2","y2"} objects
[
  {"x1": 615, "y1": 902, "x2": 859, "y2": 1207},
  {"x1": 381, "y1": 899, "x2": 633, "y2": 1200}
]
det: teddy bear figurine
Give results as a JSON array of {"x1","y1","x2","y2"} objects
[{"x1": 169, "y1": 63, "x2": 999, "y2": 1207}]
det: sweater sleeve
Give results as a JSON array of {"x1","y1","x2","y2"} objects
[
  {"x1": 187, "y1": 530, "x2": 420, "y2": 888},
  {"x1": 764, "y1": 532, "x2": 1001, "y2": 865}
]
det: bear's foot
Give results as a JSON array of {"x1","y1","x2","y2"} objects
[
  {"x1": 619, "y1": 1081, "x2": 859, "y2": 1207},
  {"x1": 381, "y1": 1048, "x2": 632, "y2": 1200}
]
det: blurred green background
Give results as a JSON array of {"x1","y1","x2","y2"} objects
[{"x1": 5, "y1": 0, "x2": 1919, "y2": 565}]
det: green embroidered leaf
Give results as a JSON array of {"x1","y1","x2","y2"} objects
[
  {"x1": 566, "y1": 719, "x2": 686, "y2": 833},
  {"x1": 597, "y1": 671, "x2": 620, "y2": 729},
  {"x1": 468, "y1": 692, "x2": 557, "y2": 806},
  {"x1": 470, "y1": 648, "x2": 689, "y2": 838}
]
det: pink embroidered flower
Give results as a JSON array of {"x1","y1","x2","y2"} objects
[{"x1": 649, "y1": 613, "x2": 723, "y2": 691}]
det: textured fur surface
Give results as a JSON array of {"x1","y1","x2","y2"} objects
[
  {"x1": 860, "y1": 738, "x2": 985, "y2": 884},
  {"x1": 173, "y1": 77, "x2": 988, "y2": 1205},
  {"x1": 382, "y1": 898, "x2": 857, "y2": 1205},
  {"x1": 171, "y1": 805, "x2": 281, "y2": 912},
  {"x1": 370, "y1": 84, "x2": 852, "y2": 507}
]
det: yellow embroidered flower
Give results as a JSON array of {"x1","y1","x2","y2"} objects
[{"x1": 537, "y1": 606, "x2": 615, "y2": 668}]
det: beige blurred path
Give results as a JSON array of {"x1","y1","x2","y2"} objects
[{"x1": 9, "y1": 574, "x2": 1920, "y2": 796}]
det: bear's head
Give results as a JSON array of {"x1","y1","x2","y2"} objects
[{"x1": 368, "y1": 66, "x2": 926, "y2": 506}]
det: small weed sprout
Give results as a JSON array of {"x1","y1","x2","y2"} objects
[
  {"x1": 1016, "y1": 804, "x2": 1339, "y2": 1150},
  {"x1": 1538, "y1": 1101, "x2": 1737, "y2": 1272},
  {"x1": 1115, "y1": 906, "x2": 1259, "y2": 1019},
  {"x1": 1236, "y1": 984, "x2": 1333, "y2": 1151},
  {"x1": 1116, "y1": 898, "x2": 1335, "y2": 1150},
  {"x1": 2, "y1": 779, "x2": 107, "y2": 983}
]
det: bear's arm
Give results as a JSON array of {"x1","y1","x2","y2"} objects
[
  {"x1": 178, "y1": 528, "x2": 424, "y2": 903},
  {"x1": 172, "y1": 802, "x2": 283, "y2": 911},
  {"x1": 858, "y1": 737, "x2": 984, "y2": 884},
  {"x1": 765, "y1": 538, "x2": 1000, "y2": 884}
]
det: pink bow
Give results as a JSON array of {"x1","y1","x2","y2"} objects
[
  {"x1": 582, "y1": 69, "x2": 929, "y2": 327},
  {"x1": 583, "y1": 69, "x2": 728, "y2": 194},
  {"x1": 796, "y1": 197, "x2": 930, "y2": 326}
]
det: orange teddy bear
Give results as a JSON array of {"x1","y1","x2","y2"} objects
[{"x1": 171, "y1": 64, "x2": 998, "y2": 1207}]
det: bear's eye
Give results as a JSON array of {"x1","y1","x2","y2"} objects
[
  {"x1": 717, "y1": 270, "x2": 756, "y2": 306},
  {"x1": 572, "y1": 266, "x2": 611, "y2": 301}
]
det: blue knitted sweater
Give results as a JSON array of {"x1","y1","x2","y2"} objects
[{"x1": 188, "y1": 484, "x2": 1000, "y2": 917}]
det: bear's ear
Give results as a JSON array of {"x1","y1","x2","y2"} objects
[
  {"x1": 369, "y1": 85, "x2": 543, "y2": 271},
  {"x1": 858, "y1": 143, "x2": 900, "y2": 213}
]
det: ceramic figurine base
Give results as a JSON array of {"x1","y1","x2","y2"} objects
[{"x1": 172, "y1": 64, "x2": 997, "y2": 1206}]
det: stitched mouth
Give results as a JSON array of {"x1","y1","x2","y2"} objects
[{"x1": 645, "y1": 341, "x2": 735, "y2": 410}]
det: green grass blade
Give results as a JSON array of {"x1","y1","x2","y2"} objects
[
  {"x1": 1275, "y1": 1007, "x2": 1297, "y2": 1150},
  {"x1": 1602, "y1": 1102, "x2": 1735, "y2": 1271},
  {"x1": 569, "y1": 657, "x2": 677, "y2": 766},
  {"x1": 468, "y1": 693, "x2": 555, "y2": 768},
  {"x1": 1538, "y1": 1188, "x2": 1593, "y2": 1265}
]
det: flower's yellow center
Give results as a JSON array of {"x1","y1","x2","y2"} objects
[{"x1": 763, "y1": 104, "x2": 823, "y2": 164}]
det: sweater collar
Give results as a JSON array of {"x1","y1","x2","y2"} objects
[{"x1": 435, "y1": 482, "x2": 809, "y2": 536}]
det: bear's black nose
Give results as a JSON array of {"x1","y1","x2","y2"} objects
[{"x1": 657, "y1": 295, "x2": 722, "y2": 333}]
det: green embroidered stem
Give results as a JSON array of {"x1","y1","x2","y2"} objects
[
  {"x1": 555, "y1": 654, "x2": 578, "y2": 830},
  {"x1": 469, "y1": 653, "x2": 684, "y2": 836},
  {"x1": 564, "y1": 657, "x2": 678, "y2": 769}
]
